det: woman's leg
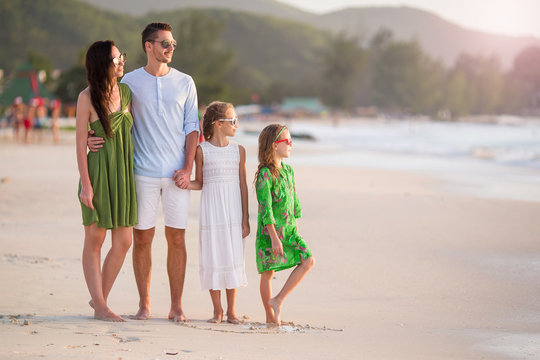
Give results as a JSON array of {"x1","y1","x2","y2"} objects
[
  {"x1": 260, "y1": 270, "x2": 276, "y2": 324},
  {"x1": 208, "y1": 290, "x2": 223, "y2": 323},
  {"x1": 101, "y1": 226, "x2": 132, "y2": 301},
  {"x1": 225, "y1": 288, "x2": 239, "y2": 324},
  {"x1": 82, "y1": 223, "x2": 123, "y2": 321},
  {"x1": 269, "y1": 256, "x2": 315, "y2": 324}
]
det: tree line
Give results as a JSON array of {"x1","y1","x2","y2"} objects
[{"x1": 16, "y1": 11, "x2": 540, "y2": 118}]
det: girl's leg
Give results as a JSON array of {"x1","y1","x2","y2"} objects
[
  {"x1": 208, "y1": 290, "x2": 223, "y2": 323},
  {"x1": 260, "y1": 270, "x2": 276, "y2": 324},
  {"x1": 269, "y1": 256, "x2": 315, "y2": 325},
  {"x1": 101, "y1": 226, "x2": 132, "y2": 301},
  {"x1": 225, "y1": 288, "x2": 239, "y2": 324},
  {"x1": 82, "y1": 224, "x2": 123, "y2": 321}
]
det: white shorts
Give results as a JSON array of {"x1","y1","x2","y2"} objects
[{"x1": 134, "y1": 174, "x2": 190, "y2": 230}]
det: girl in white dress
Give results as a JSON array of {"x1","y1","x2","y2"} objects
[{"x1": 189, "y1": 101, "x2": 250, "y2": 324}]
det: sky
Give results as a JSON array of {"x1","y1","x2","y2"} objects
[{"x1": 279, "y1": 0, "x2": 540, "y2": 38}]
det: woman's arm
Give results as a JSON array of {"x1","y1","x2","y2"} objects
[
  {"x1": 239, "y1": 145, "x2": 250, "y2": 238},
  {"x1": 75, "y1": 89, "x2": 94, "y2": 209},
  {"x1": 187, "y1": 145, "x2": 203, "y2": 190}
]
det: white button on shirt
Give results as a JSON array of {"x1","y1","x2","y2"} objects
[{"x1": 121, "y1": 67, "x2": 199, "y2": 178}]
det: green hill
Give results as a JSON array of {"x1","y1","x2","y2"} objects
[
  {"x1": 0, "y1": 0, "x2": 329, "y2": 93},
  {"x1": 79, "y1": 0, "x2": 540, "y2": 69},
  {"x1": 0, "y1": 0, "x2": 140, "y2": 72}
]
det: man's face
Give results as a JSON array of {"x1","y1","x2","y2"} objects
[{"x1": 148, "y1": 30, "x2": 176, "y2": 64}]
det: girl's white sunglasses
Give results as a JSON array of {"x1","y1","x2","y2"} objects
[{"x1": 216, "y1": 116, "x2": 239, "y2": 126}]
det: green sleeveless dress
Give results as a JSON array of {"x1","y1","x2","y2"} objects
[{"x1": 79, "y1": 83, "x2": 137, "y2": 229}]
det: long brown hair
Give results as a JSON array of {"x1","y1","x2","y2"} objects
[
  {"x1": 254, "y1": 124, "x2": 287, "y2": 184},
  {"x1": 202, "y1": 101, "x2": 234, "y2": 141},
  {"x1": 85, "y1": 40, "x2": 116, "y2": 138}
]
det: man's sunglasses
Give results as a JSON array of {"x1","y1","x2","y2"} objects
[
  {"x1": 112, "y1": 53, "x2": 126, "y2": 66},
  {"x1": 148, "y1": 39, "x2": 178, "y2": 49}
]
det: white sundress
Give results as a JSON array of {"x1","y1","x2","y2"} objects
[{"x1": 199, "y1": 141, "x2": 247, "y2": 290}]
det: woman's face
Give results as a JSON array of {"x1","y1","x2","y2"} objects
[{"x1": 111, "y1": 46, "x2": 125, "y2": 78}]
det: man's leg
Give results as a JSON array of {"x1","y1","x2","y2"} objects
[
  {"x1": 132, "y1": 227, "x2": 155, "y2": 320},
  {"x1": 131, "y1": 175, "x2": 161, "y2": 320},
  {"x1": 165, "y1": 226, "x2": 187, "y2": 322},
  {"x1": 162, "y1": 177, "x2": 190, "y2": 322}
]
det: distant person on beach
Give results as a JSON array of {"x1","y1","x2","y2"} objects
[
  {"x1": 76, "y1": 40, "x2": 136, "y2": 322},
  {"x1": 88, "y1": 23, "x2": 199, "y2": 322},
  {"x1": 33, "y1": 97, "x2": 47, "y2": 142},
  {"x1": 22, "y1": 98, "x2": 35, "y2": 144},
  {"x1": 50, "y1": 98, "x2": 61, "y2": 144},
  {"x1": 254, "y1": 124, "x2": 315, "y2": 325},
  {"x1": 9, "y1": 96, "x2": 24, "y2": 141},
  {"x1": 188, "y1": 101, "x2": 250, "y2": 324}
]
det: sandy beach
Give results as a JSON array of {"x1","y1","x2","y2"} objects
[{"x1": 1, "y1": 129, "x2": 540, "y2": 359}]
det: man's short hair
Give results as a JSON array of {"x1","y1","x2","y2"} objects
[{"x1": 141, "y1": 23, "x2": 173, "y2": 53}]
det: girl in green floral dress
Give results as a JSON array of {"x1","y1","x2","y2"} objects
[{"x1": 255, "y1": 124, "x2": 315, "y2": 325}]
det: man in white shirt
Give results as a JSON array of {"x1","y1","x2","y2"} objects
[{"x1": 89, "y1": 23, "x2": 199, "y2": 322}]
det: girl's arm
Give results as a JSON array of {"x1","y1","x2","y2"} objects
[
  {"x1": 75, "y1": 89, "x2": 94, "y2": 210},
  {"x1": 256, "y1": 168, "x2": 282, "y2": 256},
  {"x1": 265, "y1": 224, "x2": 283, "y2": 257},
  {"x1": 238, "y1": 145, "x2": 250, "y2": 238},
  {"x1": 188, "y1": 145, "x2": 203, "y2": 190}
]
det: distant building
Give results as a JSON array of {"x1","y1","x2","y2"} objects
[{"x1": 280, "y1": 97, "x2": 326, "y2": 117}]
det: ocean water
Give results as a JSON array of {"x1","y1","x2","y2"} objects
[{"x1": 240, "y1": 117, "x2": 540, "y2": 202}]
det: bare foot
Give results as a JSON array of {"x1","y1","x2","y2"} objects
[
  {"x1": 226, "y1": 312, "x2": 240, "y2": 324},
  {"x1": 226, "y1": 317, "x2": 240, "y2": 324},
  {"x1": 265, "y1": 310, "x2": 277, "y2": 324},
  {"x1": 130, "y1": 307, "x2": 150, "y2": 320},
  {"x1": 207, "y1": 315, "x2": 222, "y2": 324},
  {"x1": 268, "y1": 298, "x2": 282, "y2": 325},
  {"x1": 265, "y1": 322, "x2": 280, "y2": 328},
  {"x1": 94, "y1": 308, "x2": 124, "y2": 322},
  {"x1": 88, "y1": 299, "x2": 94, "y2": 309},
  {"x1": 168, "y1": 309, "x2": 186, "y2": 322}
]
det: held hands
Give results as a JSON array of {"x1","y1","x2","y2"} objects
[
  {"x1": 173, "y1": 169, "x2": 191, "y2": 189},
  {"x1": 87, "y1": 130, "x2": 104, "y2": 152},
  {"x1": 79, "y1": 185, "x2": 94, "y2": 210}
]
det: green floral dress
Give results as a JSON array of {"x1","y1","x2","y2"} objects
[
  {"x1": 79, "y1": 83, "x2": 137, "y2": 229},
  {"x1": 255, "y1": 163, "x2": 312, "y2": 273}
]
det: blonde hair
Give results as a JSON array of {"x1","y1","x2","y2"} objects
[
  {"x1": 254, "y1": 124, "x2": 287, "y2": 184},
  {"x1": 202, "y1": 101, "x2": 234, "y2": 141}
]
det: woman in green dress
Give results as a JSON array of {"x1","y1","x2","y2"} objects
[
  {"x1": 255, "y1": 124, "x2": 315, "y2": 325},
  {"x1": 75, "y1": 40, "x2": 137, "y2": 321}
]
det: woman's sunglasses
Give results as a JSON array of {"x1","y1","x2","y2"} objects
[
  {"x1": 112, "y1": 53, "x2": 126, "y2": 66},
  {"x1": 149, "y1": 39, "x2": 178, "y2": 49}
]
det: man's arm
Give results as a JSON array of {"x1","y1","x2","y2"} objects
[
  {"x1": 87, "y1": 129, "x2": 105, "y2": 152},
  {"x1": 173, "y1": 131, "x2": 198, "y2": 189}
]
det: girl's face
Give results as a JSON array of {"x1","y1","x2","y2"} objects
[
  {"x1": 111, "y1": 46, "x2": 125, "y2": 78},
  {"x1": 274, "y1": 128, "x2": 292, "y2": 159},
  {"x1": 216, "y1": 107, "x2": 238, "y2": 137}
]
